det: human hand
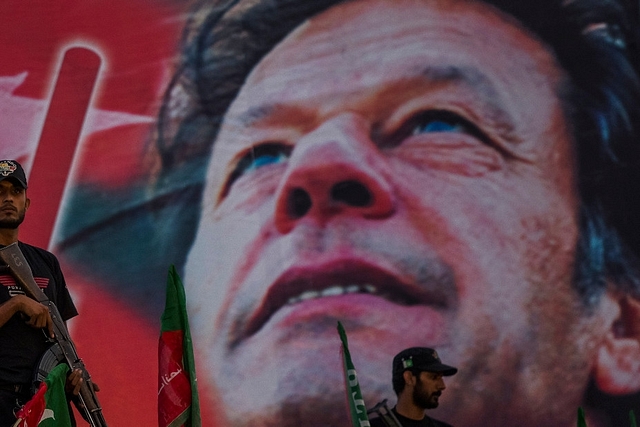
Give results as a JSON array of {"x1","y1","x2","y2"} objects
[
  {"x1": 15, "y1": 295, "x2": 54, "y2": 338},
  {"x1": 65, "y1": 368, "x2": 84, "y2": 396}
]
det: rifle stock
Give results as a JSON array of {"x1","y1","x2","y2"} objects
[
  {"x1": 367, "y1": 399, "x2": 403, "y2": 427},
  {"x1": 0, "y1": 242, "x2": 107, "y2": 427}
]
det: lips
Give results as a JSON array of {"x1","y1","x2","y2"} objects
[
  {"x1": 0, "y1": 205, "x2": 17, "y2": 214},
  {"x1": 240, "y1": 258, "x2": 454, "y2": 341}
]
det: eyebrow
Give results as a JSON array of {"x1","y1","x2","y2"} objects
[
  {"x1": 236, "y1": 104, "x2": 278, "y2": 126},
  {"x1": 234, "y1": 102, "x2": 316, "y2": 130},
  {"x1": 233, "y1": 64, "x2": 519, "y2": 140}
]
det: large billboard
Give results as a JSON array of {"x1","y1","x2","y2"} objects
[{"x1": 2, "y1": 0, "x2": 640, "y2": 426}]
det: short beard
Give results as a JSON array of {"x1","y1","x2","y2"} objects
[
  {"x1": 0, "y1": 212, "x2": 25, "y2": 230},
  {"x1": 413, "y1": 377, "x2": 439, "y2": 409}
]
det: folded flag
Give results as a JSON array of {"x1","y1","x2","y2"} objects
[
  {"x1": 13, "y1": 363, "x2": 72, "y2": 427},
  {"x1": 158, "y1": 265, "x2": 201, "y2": 427}
]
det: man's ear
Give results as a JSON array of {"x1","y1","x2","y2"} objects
[
  {"x1": 593, "y1": 291, "x2": 640, "y2": 395},
  {"x1": 403, "y1": 370, "x2": 417, "y2": 389},
  {"x1": 25, "y1": 197, "x2": 30, "y2": 210}
]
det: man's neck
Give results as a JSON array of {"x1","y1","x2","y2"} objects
[
  {"x1": 0, "y1": 228, "x2": 19, "y2": 246},
  {"x1": 395, "y1": 397, "x2": 426, "y2": 420}
]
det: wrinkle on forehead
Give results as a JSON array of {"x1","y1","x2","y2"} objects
[{"x1": 232, "y1": 63, "x2": 519, "y2": 142}]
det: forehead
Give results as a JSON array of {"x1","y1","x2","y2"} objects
[
  {"x1": 0, "y1": 179, "x2": 23, "y2": 189},
  {"x1": 227, "y1": 0, "x2": 563, "y2": 114}
]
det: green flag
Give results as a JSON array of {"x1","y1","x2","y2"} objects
[
  {"x1": 14, "y1": 363, "x2": 72, "y2": 427},
  {"x1": 158, "y1": 265, "x2": 201, "y2": 427},
  {"x1": 577, "y1": 407, "x2": 588, "y2": 427},
  {"x1": 631, "y1": 410, "x2": 637, "y2": 427},
  {"x1": 338, "y1": 321, "x2": 371, "y2": 427}
]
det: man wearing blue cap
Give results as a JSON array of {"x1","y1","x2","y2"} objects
[
  {"x1": 369, "y1": 347, "x2": 458, "y2": 427},
  {"x1": 0, "y1": 160, "x2": 82, "y2": 426}
]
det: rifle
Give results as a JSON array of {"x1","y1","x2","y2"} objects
[
  {"x1": 367, "y1": 399, "x2": 403, "y2": 427},
  {"x1": 0, "y1": 242, "x2": 107, "y2": 427}
]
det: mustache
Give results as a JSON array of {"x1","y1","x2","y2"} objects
[{"x1": 289, "y1": 221, "x2": 460, "y2": 301}]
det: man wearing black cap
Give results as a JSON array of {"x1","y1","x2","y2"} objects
[
  {"x1": 369, "y1": 347, "x2": 457, "y2": 427},
  {"x1": 0, "y1": 160, "x2": 82, "y2": 425}
]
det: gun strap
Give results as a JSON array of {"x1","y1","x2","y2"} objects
[{"x1": 0, "y1": 242, "x2": 49, "y2": 303}]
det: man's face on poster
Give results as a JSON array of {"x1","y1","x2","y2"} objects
[{"x1": 184, "y1": 0, "x2": 616, "y2": 425}]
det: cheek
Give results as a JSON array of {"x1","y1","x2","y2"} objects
[
  {"x1": 390, "y1": 136, "x2": 505, "y2": 178},
  {"x1": 185, "y1": 201, "x2": 273, "y2": 342},
  {"x1": 389, "y1": 163, "x2": 579, "y2": 327}
]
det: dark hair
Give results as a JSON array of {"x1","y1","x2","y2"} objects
[
  {"x1": 156, "y1": 0, "x2": 640, "y2": 422},
  {"x1": 392, "y1": 368, "x2": 414, "y2": 396}
]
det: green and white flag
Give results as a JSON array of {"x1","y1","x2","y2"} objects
[
  {"x1": 338, "y1": 321, "x2": 371, "y2": 427},
  {"x1": 14, "y1": 363, "x2": 72, "y2": 427}
]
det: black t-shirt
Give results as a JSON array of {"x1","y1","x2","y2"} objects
[
  {"x1": 369, "y1": 406, "x2": 453, "y2": 427},
  {"x1": 0, "y1": 242, "x2": 78, "y2": 385}
]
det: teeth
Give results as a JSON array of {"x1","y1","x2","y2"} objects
[
  {"x1": 285, "y1": 284, "x2": 379, "y2": 306},
  {"x1": 298, "y1": 290, "x2": 320, "y2": 301},
  {"x1": 345, "y1": 285, "x2": 360, "y2": 294},
  {"x1": 321, "y1": 286, "x2": 344, "y2": 297}
]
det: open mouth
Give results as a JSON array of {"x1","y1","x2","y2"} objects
[{"x1": 239, "y1": 259, "x2": 454, "y2": 341}]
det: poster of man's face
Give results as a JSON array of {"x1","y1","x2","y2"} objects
[{"x1": 3, "y1": 0, "x2": 640, "y2": 426}]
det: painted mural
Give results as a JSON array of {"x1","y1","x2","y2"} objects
[{"x1": 2, "y1": 0, "x2": 640, "y2": 426}]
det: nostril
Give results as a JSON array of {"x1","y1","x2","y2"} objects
[
  {"x1": 288, "y1": 187, "x2": 312, "y2": 218},
  {"x1": 330, "y1": 180, "x2": 372, "y2": 207}
]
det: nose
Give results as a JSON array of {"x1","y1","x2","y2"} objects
[{"x1": 274, "y1": 113, "x2": 395, "y2": 234}]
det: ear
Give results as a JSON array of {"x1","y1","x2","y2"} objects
[
  {"x1": 593, "y1": 291, "x2": 640, "y2": 394},
  {"x1": 403, "y1": 370, "x2": 417, "y2": 389},
  {"x1": 25, "y1": 197, "x2": 30, "y2": 210}
]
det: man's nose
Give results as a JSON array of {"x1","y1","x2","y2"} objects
[{"x1": 274, "y1": 113, "x2": 395, "y2": 234}]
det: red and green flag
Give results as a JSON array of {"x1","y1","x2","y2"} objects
[
  {"x1": 338, "y1": 321, "x2": 371, "y2": 427},
  {"x1": 13, "y1": 363, "x2": 72, "y2": 427},
  {"x1": 158, "y1": 265, "x2": 201, "y2": 427}
]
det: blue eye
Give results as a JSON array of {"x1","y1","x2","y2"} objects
[
  {"x1": 244, "y1": 151, "x2": 288, "y2": 173},
  {"x1": 404, "y1": 110, "x2": 493, "y2": 147},
  {"x1": 236, "y1": 144, "x2": 291, "y2": 176},
  {"x1": 413, "y1": 119, "x2": 464, "y2": 134},
  {"x1": 222, "y1": 143, "x2": 292, "y2": 197},
  {"x1": 411, "y1": 111, "x2": 470, "y2": 136}
]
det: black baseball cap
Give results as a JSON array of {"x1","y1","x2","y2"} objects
[
  {"x1": 393, "y1": 347, "x2": 458, "y2": 377},
  {"x1": 0, "y1": 160, "x2": 28, "y2": 189}
]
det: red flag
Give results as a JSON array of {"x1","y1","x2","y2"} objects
[
  {"x1": 14, "y1": 364, "x2": 72, "y2": 427},
  {"x1": 158, "y1": 265, "x2": 201, "y2": 427}
]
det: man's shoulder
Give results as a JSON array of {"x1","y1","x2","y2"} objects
[{"x1": 18, "y1": 241, "x2": 60, "y2": 263}]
